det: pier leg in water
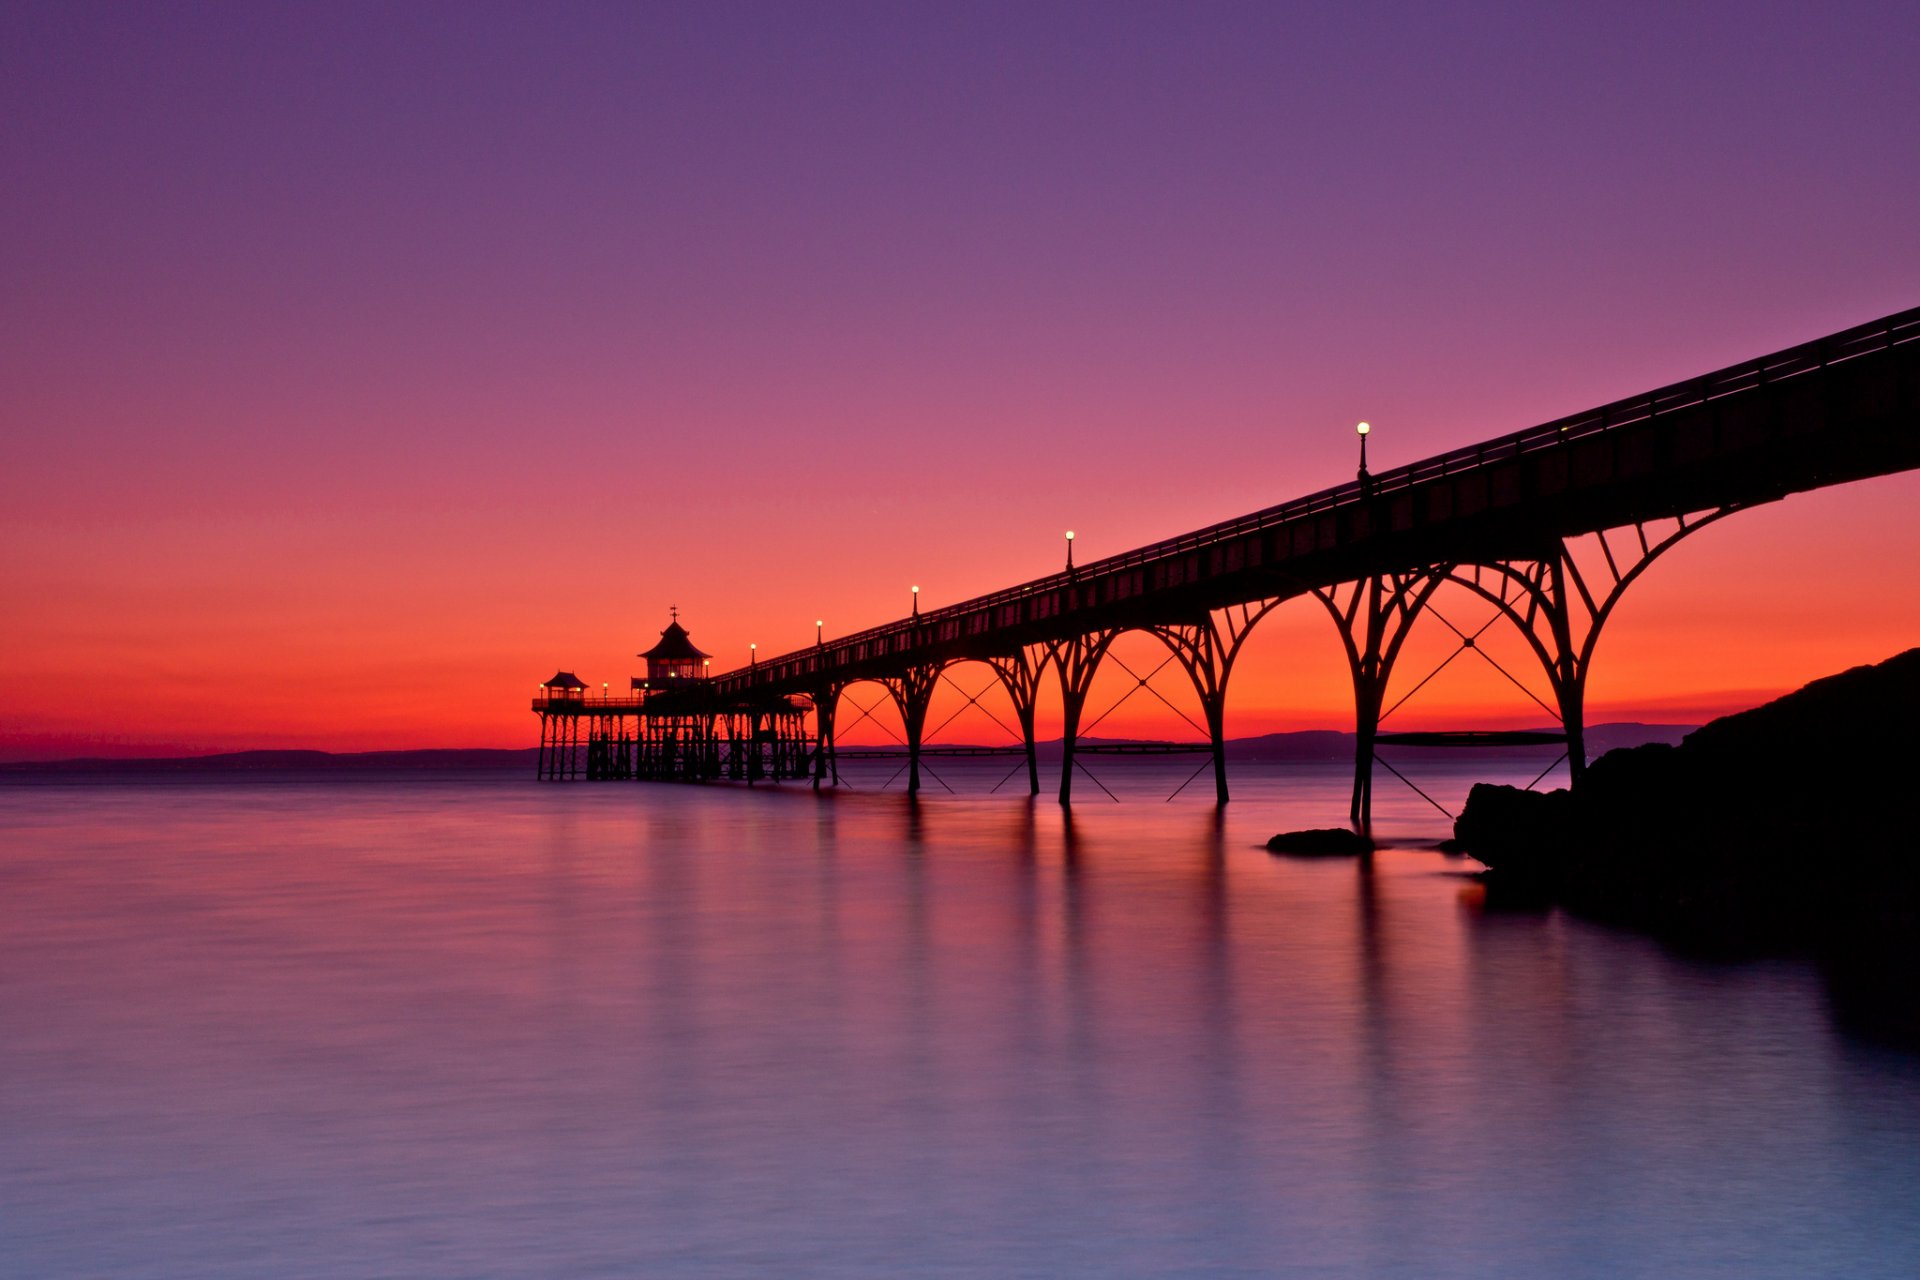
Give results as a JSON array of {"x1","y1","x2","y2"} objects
[
  {"x1": 1058, "y1": 687, "x2": 1083, "y2": 805},
  {"x1": 812, "y1": 684, "x2": 841, "y2": 791},
  {"x1": 1151, "y1": 602, "x2": 1285, "y2": 807},
  {"x1": 1205, "y1": 696, "x2": 1228, "y2": 805},
  {"x1": 1314, "y1": 570, "x2": 1447, "y2": 831},
  {"x1": 885, "y1": 665, "x2": 941, "y2": 798},
  {"x1": 1544, "y1": 554, "x2": 1589, "y2": 790},
  {"x1": 1049, "y1": 631, "x2": 1114, "y2": 806},
  {"x1": 990, "y1": 646, "x2": 1048, "y2": 798}
]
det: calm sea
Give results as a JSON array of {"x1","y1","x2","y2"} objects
[{"x1": 5, "y1": 760, "x2": 1919, "y2": 1278}]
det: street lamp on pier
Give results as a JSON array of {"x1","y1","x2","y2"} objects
[
  {"x1": 816, "y1": 619, "x2": 824, "y2": 646},
  {"x1": 1356, "y1": 421, "x2": 1371, "y2": 479},
  {"x1": 1065, "y1": 530, "x2": 1075, "y2": 573},
  {"x1": 912, "y1": 585, "x2": 920, "y2": 617}
]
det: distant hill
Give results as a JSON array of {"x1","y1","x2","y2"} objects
[
  {"x1": 1223, "y1": 723, "x2": 1689, "y2": 761},
  {"x1": 1, "y1": 725, "x2": 1691, "y2": 775}
]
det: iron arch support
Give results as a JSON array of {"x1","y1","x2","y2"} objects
[
  {"x1": 1445, "y1": 506, "x2": 1736, "y2": 787},
  {"x1": 1045, "y1": 630, "x2": 1118, "y2": 805},
  {"x1": 984, "y1": 645, "x2": 1052, "y2": 797},
  {"x1": 882, "y1": 662, "x2": 948, "y2": 797},
  {"x1": 1311, "y1": 566, "x2": 1454, "y2": 829},
  {"x1": 1142, "y1": 596, "x2": 1293, "y2": 805}
]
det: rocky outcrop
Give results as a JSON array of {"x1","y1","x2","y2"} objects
[
  {"x1": 1453, "y1": 648, "x2": 1920, "y2": 1043},
  {"x1": 1265, "y1": 828, "x2": 1374, "y2": 856}
]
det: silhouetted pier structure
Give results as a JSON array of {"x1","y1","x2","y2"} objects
[
  {"x1": 535, "y1": 617, "x2": 813, "y2": 783},
  {"x1": 537, "y1": 306, "x2": 1919, "y2": 822}
]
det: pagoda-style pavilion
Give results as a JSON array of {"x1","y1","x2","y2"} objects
[
  {"x1": 541, "y1": 671, "x2": 587, "y2": 700},
  {"x1": 533, "y1": 612, "x2": 812, "y2": 784},
  {"x1": 638, "y1": 609, "x2": 710, "y2": 685}
]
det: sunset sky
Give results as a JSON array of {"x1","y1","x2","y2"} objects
[{"x1": 5, "y1": 2, "x2": 1919, "y2": 758}]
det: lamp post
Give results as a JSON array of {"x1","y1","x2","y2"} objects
[
  {"x1": 912, "y1": 585, "x2": 920, "y2": 617},
  {"x1": 1356, "y1": 421, "x2": 1371, "y2": 479},
  {"x1": 1065, "y1": 530, "x2": 1075, "y2": 573},
  {"x1": 750, "y1": 643, "x2": 757, "y2": 669},
  {"x1": 816, "y1": 619, "x2": 824, "y2": 646}
]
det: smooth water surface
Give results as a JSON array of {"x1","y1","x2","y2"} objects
[{"x1": 5, "y1": 763, "x2": 1919, "y2": 1277}]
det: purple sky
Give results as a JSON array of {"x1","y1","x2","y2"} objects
[{"x1": 4, "y1": 2, "x2": 1919, "y2": 754}]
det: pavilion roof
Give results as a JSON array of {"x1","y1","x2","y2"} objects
[{"x1": 640, "y1": 620, "x2": 711, "y2": 662}]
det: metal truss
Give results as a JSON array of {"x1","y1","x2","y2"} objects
[
  {"x1": 1443, "y1": 507, "x2": 1735, "y2": 787},
  {"x1": 1141, "y1": 597, "x2": 1292, "y2": 804},
  {"x1": 1042, "y1": 630, "x2": 1118, "y2": 804},
  {"x1": 1310, "y1": 566, "x2": 1453, "y2": 827}
]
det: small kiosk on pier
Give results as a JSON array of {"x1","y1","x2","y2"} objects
[{"x1": 534, "y1": 612, "x2": 813, "y2": 783}]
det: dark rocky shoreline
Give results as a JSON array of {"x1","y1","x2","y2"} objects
[{"x1": 1453, "y1": 648, "x2": 1920, "y2": 1045}]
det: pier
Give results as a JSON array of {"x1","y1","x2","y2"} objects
[{"x1": 537, "y1": 306, "x2": 1920, "y2": 821}]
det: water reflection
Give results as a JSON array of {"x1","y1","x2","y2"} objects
[{"x1": 3, "y1": 772, "x2": 1920, "y2": 1277}]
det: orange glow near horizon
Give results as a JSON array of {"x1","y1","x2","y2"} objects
[{"x1": 5, "y1": 467, "x2": 1918, "y2": 760}]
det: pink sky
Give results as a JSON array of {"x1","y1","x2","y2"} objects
[{"x1": 4, "y1": 2, "x2": 1918, "y2": 758}]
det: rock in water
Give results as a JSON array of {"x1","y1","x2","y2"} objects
[
  {"x1": 1453, "y1": 785, "x2": 1574, "y2": 884},
  {"x1": 1266, "y1": 828, "x2": 1374, "y2": 856},
  {"x1": 1449, "y1": 647, "x2": 1920, "y2": 1042}
]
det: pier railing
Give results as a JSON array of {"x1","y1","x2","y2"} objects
[{"x1": 714, "y1": 305, "x2": 1920, "y2": 693}]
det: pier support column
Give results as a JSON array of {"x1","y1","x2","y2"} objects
[
  {"x1": 1204, "y1": 693, "x2": 1228, "y2": 805},
  {"x1": 1050, "y1": 630, "x2": 1116, "y2": 806},
  {"x1": 989, "y1": 646, "x2": 1049, "y2": 797},
  {"x1": 1314, "y1": 569, "x2": 1449, "y2": 831},
  {"x1": 1352, "y1": 576, "x2": 1385, "y2": 828},
  {"x1": 1150, "y1": 599, "x2": 1287, "y2": 806},
  {"x1": 1543, "y1": 554, "x2": 1588, "y2": 790},
  {"x1": 812, "y1": 684, "x2": 842, "y2": 790},
  {"x1": 885, "y1": 665, "x2": 942, "y2": 797}
]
